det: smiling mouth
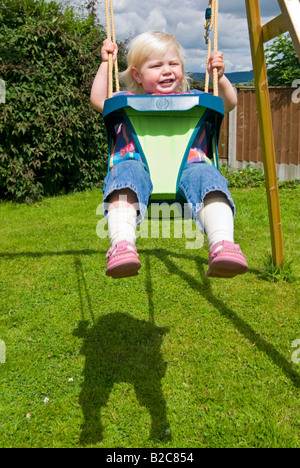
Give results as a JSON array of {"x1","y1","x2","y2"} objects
[{"x1": 159, "y1": 79, "x2": 174, "y2": 85}]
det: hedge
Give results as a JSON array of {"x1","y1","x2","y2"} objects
[{"x1": 0, "y1": 0, "x2": 110, "y2": 202}]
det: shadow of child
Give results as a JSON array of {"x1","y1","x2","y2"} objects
[{"x1": 74, "y1": 313, "x2": 169, "y2": 444}]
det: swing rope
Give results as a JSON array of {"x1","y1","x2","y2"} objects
[
  {"x1": 204, "y1": 0, "x2": 219, "y2": 96},
  {"x1": 104, "y1": 0, "x2": 119, "y2": 98}
]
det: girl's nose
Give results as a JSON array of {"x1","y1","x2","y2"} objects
[{"x1": 162, "y1": 65, "x2": 172, "y2": 75}]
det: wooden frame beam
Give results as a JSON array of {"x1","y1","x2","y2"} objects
[
  {"x1": 262, "y1": 14, "x2": 288, "y2": 43},
  {"x1": 245, "y1": 0, "x2": 284, "y2": 267},
  {"x1": 277, "y1": 0, "x2": 300, "y2": 59}
]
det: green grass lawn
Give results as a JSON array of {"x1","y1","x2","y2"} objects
[{"x1": 0, "y1": 186, "x2": 299, "y2": 448}]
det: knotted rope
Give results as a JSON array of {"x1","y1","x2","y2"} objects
[
  {"x1": 204, "y1": 0, "x2": 219, "y2": 96},
  {"x1": 104, "y1": 0, "x2": 120, "y2": 98}
]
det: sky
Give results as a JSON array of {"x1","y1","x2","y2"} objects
[{"x1": 59, "y1": 0, "x2": 282, "y2": 73}]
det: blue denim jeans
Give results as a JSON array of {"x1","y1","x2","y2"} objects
[{"x1": 102, "y1": 160, "x2": 235, "y2": 230}]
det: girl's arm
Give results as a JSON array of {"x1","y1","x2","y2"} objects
[
  {"x1": 90, "y1": 39, "x2": 118, "y2": 113},
  {"x1": 207, "y1": 52, "x2": 237, "y2": 113}
]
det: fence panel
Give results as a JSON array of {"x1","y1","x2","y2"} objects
[{"x1": 235, "y1": 87, "x2": 300, "y2": 165}]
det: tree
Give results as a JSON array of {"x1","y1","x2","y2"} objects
[
  {"x1": 265, "y1": 33, "x2": 300, "y2": 86},
  {"x1": 85, "y1": 0, "x2": 99, "y2": 22},
  {"x1": 0, "y1": 0, "x2": 109, "y2": 202}
]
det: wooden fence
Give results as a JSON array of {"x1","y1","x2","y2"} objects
[{"x1": 218, "y1": 87, "x2": 300, "y2": 180}]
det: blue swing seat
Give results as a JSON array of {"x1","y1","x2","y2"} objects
[{"x1": 103, "y1": 93, "x2": 224, "y2": 203}]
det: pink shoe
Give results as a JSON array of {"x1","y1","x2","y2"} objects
[
  {"x1": 106, "y1": 240, "x2": 141, "y2": 279},
  {"x1": 207, "y1": 241, "x2": 248, "y2": 278}
]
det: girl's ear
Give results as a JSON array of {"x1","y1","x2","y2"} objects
[{"x1": 131, "y1": 67, "x2": 142, "y2": 84}]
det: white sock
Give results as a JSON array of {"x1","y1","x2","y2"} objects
[
  {"x1": 107, "y1": 206, "x2": 137, "y2": 246},
  {"x1": 198, "y1": 195, "x2": 234, "y2": 250}
]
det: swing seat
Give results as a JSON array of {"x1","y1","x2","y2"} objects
[{"x1": 103, "y1": 94, "x2": 224, "y2": 204}]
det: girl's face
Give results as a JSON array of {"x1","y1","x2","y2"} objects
[{"x1": 131, "y1": 49, "x2": 183, "y2": 94}]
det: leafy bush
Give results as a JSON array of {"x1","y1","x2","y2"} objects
[
  {"x1": 265, "y1": 34, "x2": 300, "y2": 86},
  {"x1": 220, "y1": 164, "x2": 300, "y2": 190},
  {"x1": 220, "y1": 164, "x2": 265, "y2": 188},
  {"x1": 0, "y1": 0, "x2": 109, "y2": 202}
]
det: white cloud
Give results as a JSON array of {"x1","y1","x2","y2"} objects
[
  {"x1": 147, "y1": 8, "x2": 168, "y2": 31},
  {"x1": 104, "y1": 0, "x2": 279, "y2": 72},
  {"x1": 60, "y1": 0, "x2": 281, "y2": 73}
]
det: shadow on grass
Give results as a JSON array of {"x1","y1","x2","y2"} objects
[
  {"x1": 73, "y1": 314, "x2": 169, "y2": 445},
  {"x1": 73, "y1": 249, "x2": 300, "y2": 445},
  {"x1": 73, "y1": 254, "x2": 170, "y2": 445},
  {"x1": 1, "y1": 247, "x2": 299, "y2": 445},
  {"x1": 147, "y1": 248, "x2": 300, "y2": 389}
]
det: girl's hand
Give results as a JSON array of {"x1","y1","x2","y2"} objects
[
  {"x1": 101, "y1": 39, "x2": 118, "y2": 63},
  {"x1": 207, "y1": 51, "x2": 225, "y2": 80}
]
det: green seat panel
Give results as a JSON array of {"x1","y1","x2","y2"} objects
[
  {"x1": 124, "y1": 108, "x2": 206, "y2": 198},
  {"x1": 103, "y1": 94, "x2": 224, "y2": 201}
]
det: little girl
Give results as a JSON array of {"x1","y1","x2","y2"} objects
[{"x1": 91, "y1": 31, "x2": 248, "y2": 279}]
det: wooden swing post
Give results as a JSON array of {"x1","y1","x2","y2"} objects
[{"x1": 245, "y1": 0, "x2": 287, "y2": 268}]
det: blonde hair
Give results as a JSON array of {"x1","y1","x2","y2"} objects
[{"x1": 120, "y1": 31, "x2": 190, "y2": 94}]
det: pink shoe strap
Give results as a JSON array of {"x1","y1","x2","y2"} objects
[
  {"x1": 210, "y1": 240, "x2": 242, "y2": 257},
  {"x1": 106, "y1": 240, "x2": 138, "y2": 259}
]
